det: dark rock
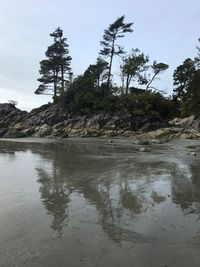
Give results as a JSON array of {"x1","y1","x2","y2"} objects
[
  {"x1": 3, "y1": 129, "x2": 27, "y2": 138},
  {"x1": 0, "y1": 102, "x2": 199, "y2": 139},
  {"x1": 0, "y1": 128, "x2": 8, "y2": 137},
  {"x1": 140, "y1": 140, "x2": 150, "y2": 145}
]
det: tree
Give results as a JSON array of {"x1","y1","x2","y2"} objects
[
  {"x1": 83, "y1": 58, "x2": 108, "y2": 91},
  {"x1": 8, "y1": 100, "x2": 18, "y2": 106},
  {"x1": 173, "y1": 58, "x2": 195, "y2": 100},
  {"x1": 185, "y1": 70, "x2": 200, "y2": 117},
  {"x1": 194, "y1": 38, "x2": 200, "y2": 68},
  {"x1": 35, "y1": 27, "x2": 72, "y2": 101},
  {"x1": 99, "y1": 15, "x2": 133, "y2": 87},
  {"x1": 120, "y1": 49, "x2": 149, "y2": 94},
  {"x1": 145, "y1": 61, "x2": 169, "y2": 91},
  {"x1": 173, "y1": 56, "x2": 200, "y2": 117}
]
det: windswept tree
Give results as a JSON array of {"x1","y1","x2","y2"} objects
[
  {"x1": 144, "y1": 61, "x2": 169, "y2": 91},
  {"x1": 83, "y1": 58, "x2": 108, "y2": 91},
  {"x1": 35, "y1": 27, "x2": 72, "y2": 101},
  {"x1": 99, "y1": 15, "x2": 133, "y2": 87},
  {"x1": 120, "y1": 49, "x2": 149, "y2": 94},
  {"x1": 8, "y1": 100, "x2": 18, "y2": 106}
]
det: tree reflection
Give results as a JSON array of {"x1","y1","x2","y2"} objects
[
  {"x1": 4, "y1": 139, "x2": 198, "y2": 242},
  {"x1": 35, "y1": 143, "x2": 172, "y2": 241},
  {"x1": 37, "y1": 167, "x2": 71, "y2": 238},
  {"x1": 171, "y1": 163, "x2": 200, "y2": 214}
]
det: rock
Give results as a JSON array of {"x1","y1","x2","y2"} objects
[
  {"x1": 139, "y1": 147, "x2": 148, "y2": 152},
  {"x1": 13, "y1": 122, "x2": 24, "y2": 130},
  {"x1": 140, "y1": 127, "x2": 183, "y2": 139},
  {"x1": 180, "y1": 133, "x2": 192, "y2": 139},
  {"x1": 133, "y1": 139, "x2": 150, "y2": 145},
  {"x1": 60, "y1": 133, "x2": 68, "y2": 138},
  {"x1": 169, "y1": 116, "x2": 200, "y2": 131},
  {"x1": 140, "y1": 140, "x2": 150, "y2": 145},
  {"x1": 190, "y1": 152, "x2": 197, "y2": 156},
  {"x1": 20, "y1": 128, "x2": 35, "y2": 137},
  {"x1": 0, "y1": 128, "x2": 8, "y2": 137},
  {"x1": 151, "y1": 138, "x2": 169, "y2": 144},
  {"x1": 3, "y1": 129, "x2": 26, "y2": 138},
  {"x1": 35, "y1": 124, "x2": 52, "y2": 137},
  {"x1": 0, "y1": 102, "x2": 199, "y2": 139}
]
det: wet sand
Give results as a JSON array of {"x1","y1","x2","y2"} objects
[{"x1": 0, "y1": 138, "x2": 200, "y2": 267}]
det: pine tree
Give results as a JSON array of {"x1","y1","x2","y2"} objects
[
  {"x1": 35, "y1": 27, "x2": 72, "y2": 101},
  {"x1": 120, "y1": 49, "x2": 149, "y2": 94},
  {"x1": 83, "y1": 58, "x2": 108, "y2": 91},
  {"x1": 145, "y1": 61, "x2": 169, "y2": 91},
  {"x1": 99, "y1": 15, "x2": 133, "y2": 87}
]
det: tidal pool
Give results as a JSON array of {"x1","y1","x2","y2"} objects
[{"x1": 0, "y1": 138, "x2": 200, "y2": 267}]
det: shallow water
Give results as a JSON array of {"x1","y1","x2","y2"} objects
[{"x1": 0, "y1": 138, "x2": 200, "y2": 267}]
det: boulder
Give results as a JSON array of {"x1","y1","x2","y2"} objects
[
  {"x1": 34, "y1": 124, "x2": 52, "y2": 137},
  {"x1": 3, "y1": 129, "x2": 26, "y2": 138}
]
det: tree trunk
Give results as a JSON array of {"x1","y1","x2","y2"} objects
[
  {"x1": 53, "y1": 70, "x2": 58, "y2": 103},
  {"x1": 146, "y1": 72, "x2": 157, "y2": 90},
  {"x1": 97, "y1": 75, "x2": 100, "y2": 91},
  {"x1": 125, "y1": 73, "x2": 132, "y2": 94},
  {"x1": 61, "y1": 64, "x2": 64, "y2": 92},
  {"x1": 107, "y1": 38, "x2": 115, "y2": 87},
  {"x1": 125, "y1": 74, "x2": 129, "y2": 94}
]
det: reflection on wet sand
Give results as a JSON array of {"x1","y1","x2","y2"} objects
[
  {"x1": 1, "y1": 139, "x2": 200, "y2": 267},
  {"x1": 30, "y1": 139, "x2": 200, "y2": 242}
]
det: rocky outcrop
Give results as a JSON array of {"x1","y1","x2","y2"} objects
[
  {"x1": 169, "y1": 116, "x2": 200, "y2": 131},
  {"x1": 0, "y1": 103, "x2": 199, "y2": 139},
  {"x1": 0, "y1": 103, "x2": 168, "y2": 138}
]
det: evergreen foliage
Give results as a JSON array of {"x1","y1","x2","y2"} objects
[
  {"x1": 35, "y1": 27, "x2": 72, "y2": 102},
  {"x1": 35, "y1": 18, "x2": 200, "y2": 119},
  {"x1": 120, "y1": 49, "x2": 149, "y2": 94},
  {"x1": 99, "y1": 15, "x2": 133, "y2": 87},
  {"x1": 173, "y1": 41, "x2": 200, "y2": 118}
]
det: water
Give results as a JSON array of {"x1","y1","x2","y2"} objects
[{"x1": 0, "y1": 138, "x2": 200, "y2": 267}]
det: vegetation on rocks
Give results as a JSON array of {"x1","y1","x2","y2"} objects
[
  {"x1": 173, "y1": 39, "x2": 200, "y2": 117},
  {"x1": 1, "y1": 16, "x2": 200, "y2": 139},
  {"x1": 34, "y1": 16, "x2": 200, "y2": 122},
  {"x1": 35, "y1": 16, "x2": 178, "y2": 121}
]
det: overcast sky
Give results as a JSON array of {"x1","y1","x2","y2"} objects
[{"x1": 0, "y1": 0, "x2": 199, "y2": 111}]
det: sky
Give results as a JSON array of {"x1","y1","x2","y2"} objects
[{"x1": 0, "y1": 0, "x2": 199, "y2": 111}]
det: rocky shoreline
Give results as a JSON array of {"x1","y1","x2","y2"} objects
[{"x1": 0, "y1": 103, "x2": 200, "y2": 139}]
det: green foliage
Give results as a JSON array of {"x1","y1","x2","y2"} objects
[
  {"x1": 178, "y1": 70, "x2": 200, "y2": 117},
  {"x1": 83, "y1": 58, "x2": 108, "y2": 91},
  {"x1": 173, "y1": 48, "x2": 200, "y2": 118},
  {"x1": 59, "y1": 75, "x2": 118, "y2": 114},
  {"x1": 100, "y1": 15, "x2": 133, "y2": 86},
  {"x1": 34, "y1": 17, "x2": 186, "y2": 120},
  {"x1": 59, "y1": 74, "x2": 177, "y2": 119},
  {"x1": 195, "y1": 38, "x2": 200, "y2": 68},
  {"x1": 173, "y1": 58, "x2": 195, "y2": 100},
  {"x1": 121, "y1": 91, "x2": 177, "y2": 119},
  {"x1": 120, "y1": 49, "x2": 149, "y2": 93},
  {"x1": 35, "y1": 27, "x2": 72, "y2": 100},
  {"x1": 145, "y1": 61, "x2": 169, "y2": 91}
]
